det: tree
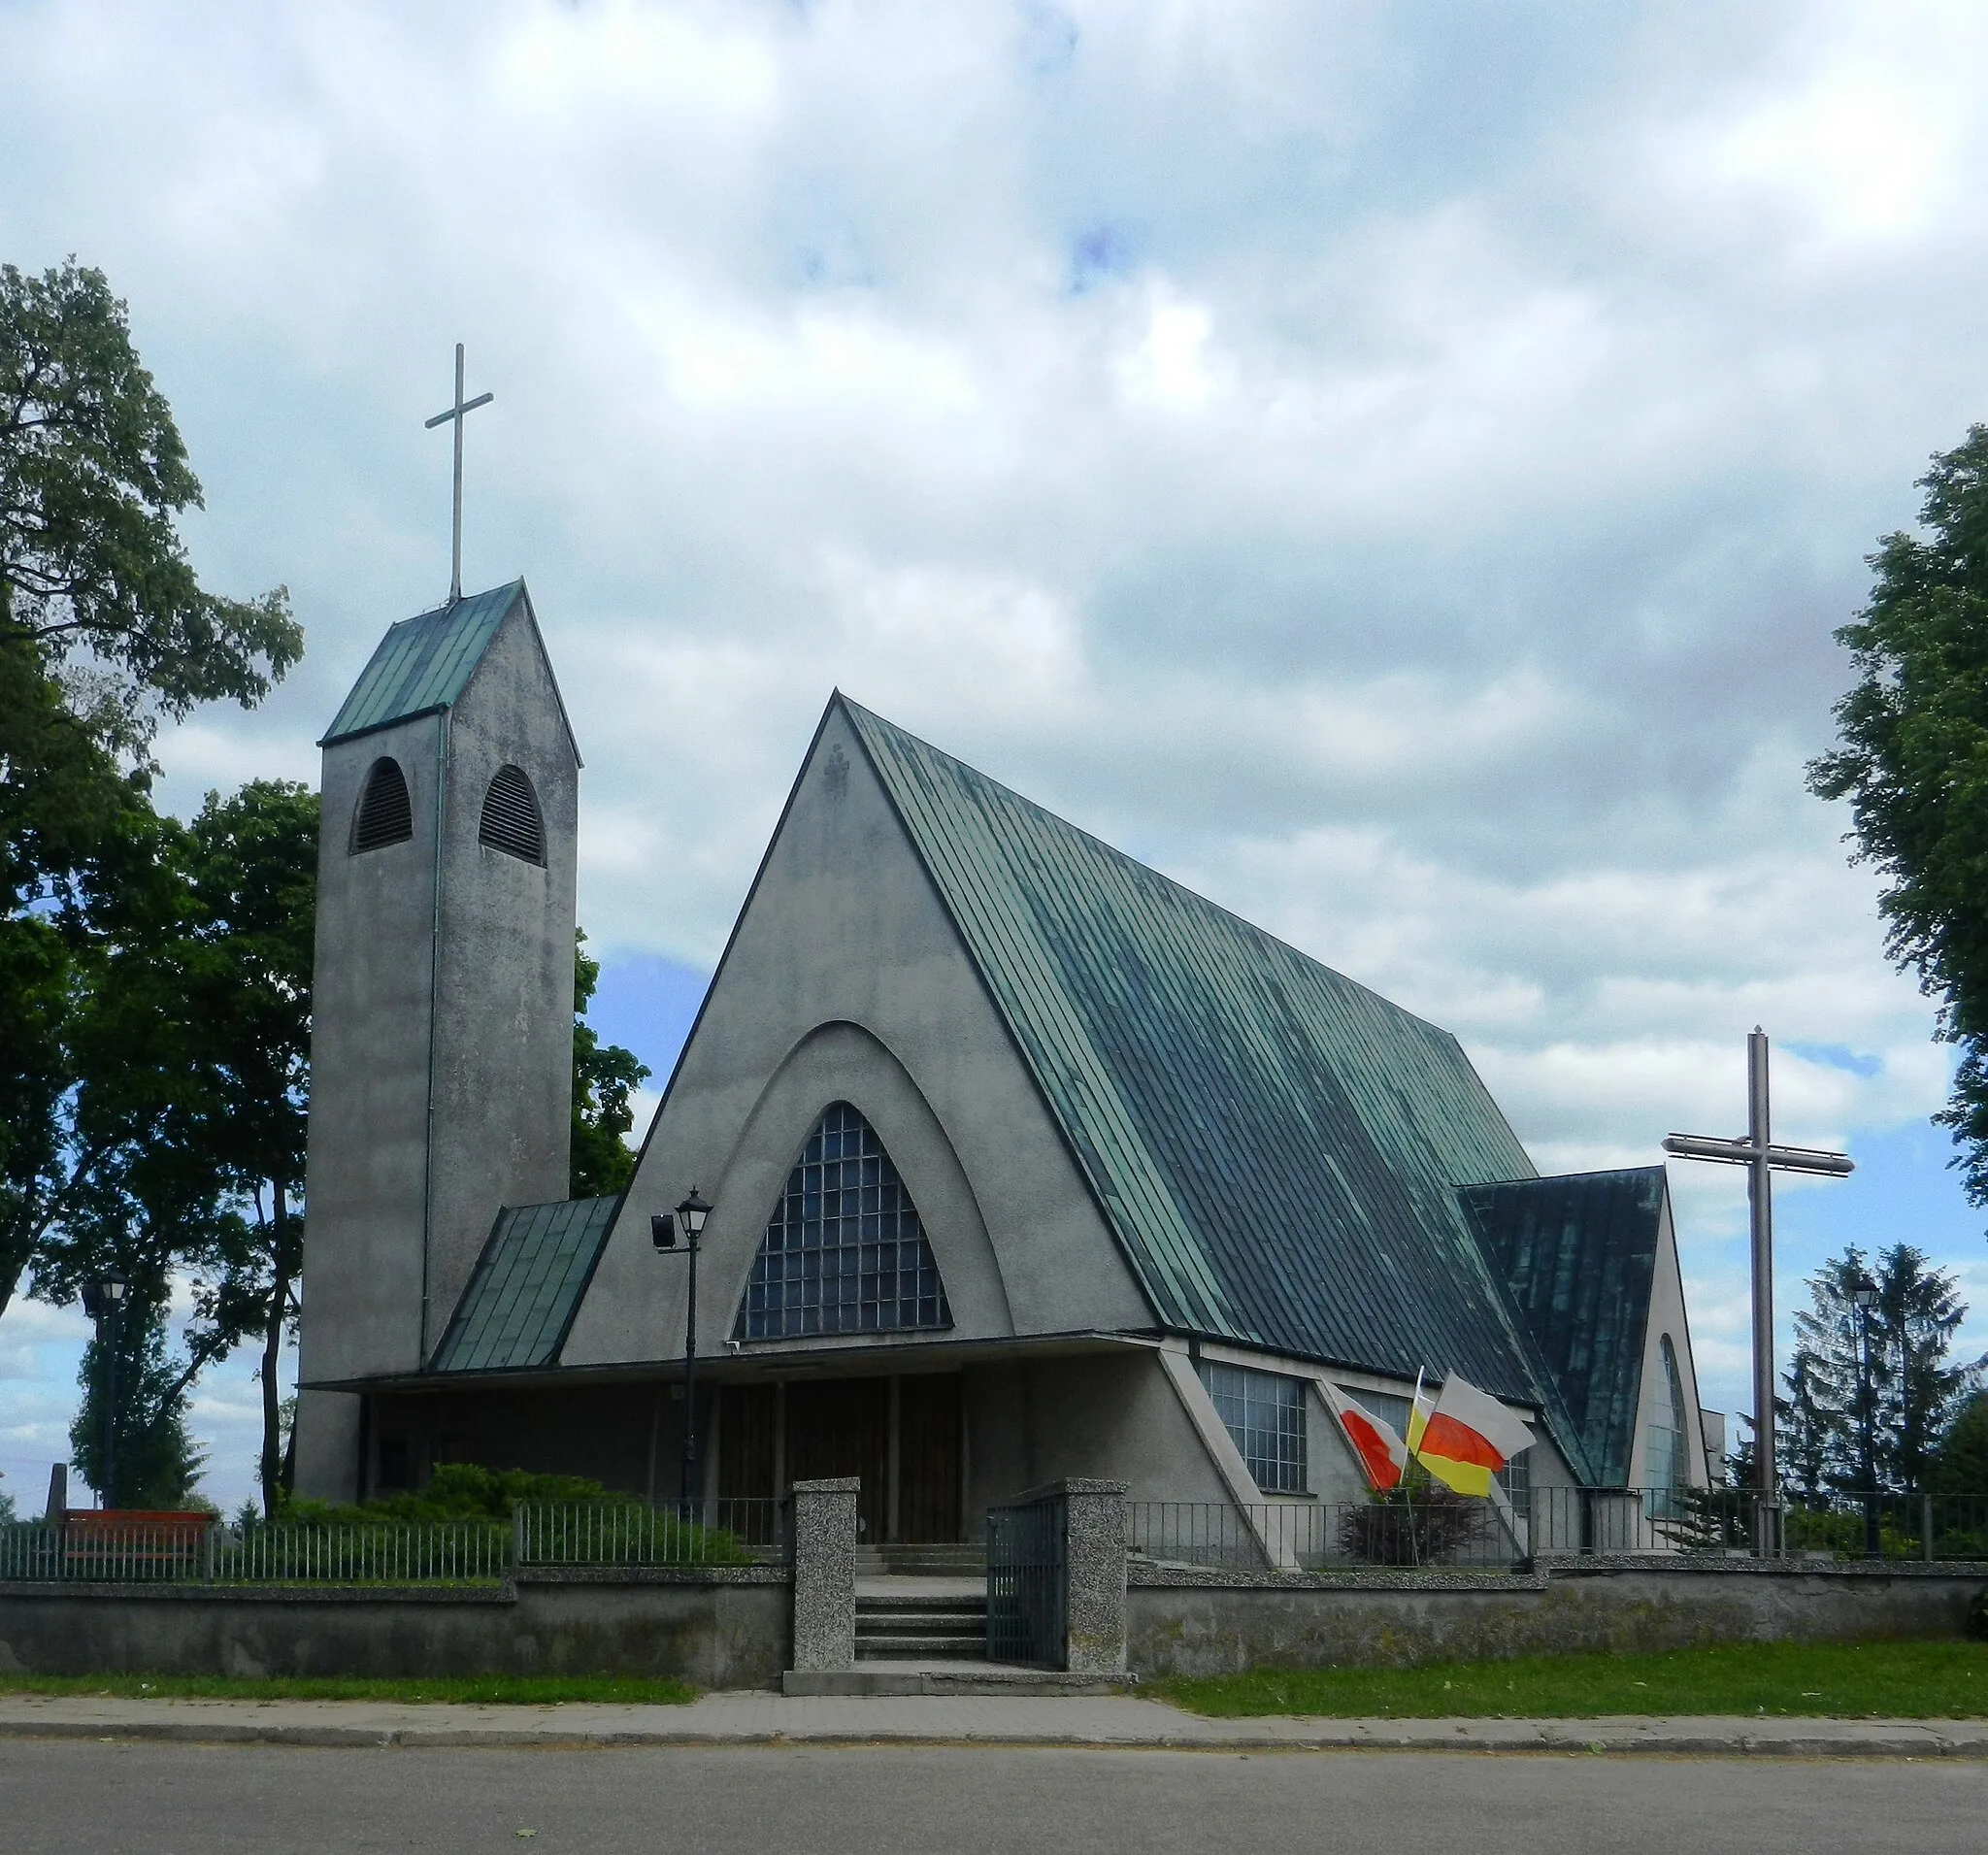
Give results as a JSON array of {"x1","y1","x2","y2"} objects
[
  {"x1": 70, "y1": 1299, "x2": 208, "y2": 1508},
  {"x1": 1808, "y1": 426, "x2": 1988, "y2": 1211},
  {"x1": 1, "y1": 258, "x2": 301, "y2": 1320},
  {"x1": 1783, "y1": 1243, "x2": 1972, "y2": 1494},
  {"x1": 571, "y1": 931, "x2": 649, "y2": 1198},
  {"x1": 1931, "y1": 1390, "x2": 1988, "y2": 1493},
  {"x1": 1, "y1": 260, "x2": 299, "y2": 735},
  {"x1": 172, "y1": 781, "x2": 315, "y2": 1516}
]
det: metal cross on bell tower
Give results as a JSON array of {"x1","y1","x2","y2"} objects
[
  {"x1": 1663, "y1": 1028, "x2": 1853, "y2": 1549},
  {"x1": 424, "y1": 343, "x2": 494, "y2": 605}
]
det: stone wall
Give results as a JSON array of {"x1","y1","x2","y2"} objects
[
  {"x1": 0, "y1": 1568, "x2": 789, "y2": 1691},
  {"x1": 1127, "y1": 1558, "x2": 1988, "y2": 1676}
]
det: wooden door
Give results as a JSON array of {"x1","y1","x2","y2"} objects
[
  {"x1": 784, "y1": 1376, "x2": 890, "y2": 1546},
  {"x1": 898, "y1": 1374, "x2": 963, "y2": 1543}
]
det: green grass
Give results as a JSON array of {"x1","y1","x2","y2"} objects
[
  {"x1": 1147, "y1": 1640, "x2": 1988, "y2": 1719},
  {"x1": 0, "y1": 1671, "x2": 696, "y2": 1706}
]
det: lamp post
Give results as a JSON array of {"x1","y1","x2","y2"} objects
[
  {"x1": 651, "y1": 1189, "x2": 713, "y2": 1520},
  {"x1": 79, "y1": 1272, "x2": 129, "y2": 1510},
  {"x1": 1851, "y1": 1271, "x2": 1881, "y2": 1559}
]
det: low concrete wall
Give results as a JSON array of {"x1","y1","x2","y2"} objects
[
  {"x1": 0, "y1": 1567, "x2": 790, "y2": 1691},
  {"x1": 1127, "y1": 1558, "x2": 1988, "y2": 1676}
]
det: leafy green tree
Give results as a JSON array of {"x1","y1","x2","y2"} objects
[
  {"x1": 1783, "y1": 1243, "x2": 1972, "y2": 1493},
  {"x1": 69, "y1": 1296, "x2": 208, "y2": 1508},
  {"x1": 571, "y1": 931, "x2": 649, "y2": 1198},
  {"x1": 171, "y1": 780, "x2": 315, "y2": 1517},
  {"x1": 1809, "y1": 426, "x2": 1988, "y2": 1210},
  {"x1": 1931, "y1": 1390, "x2": 1988, "y2": 1493},
  {"x1": 1, "y1": 258, "x2": 300, "y2": 1319}
]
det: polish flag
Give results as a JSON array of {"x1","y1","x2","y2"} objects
[
  {"x1": 1320, "y1": 1382, "x2": 1410, "y2": 1491},
  {"x1": 1411, "y1": 1373, "x2": 1536, "y2": 1498}
]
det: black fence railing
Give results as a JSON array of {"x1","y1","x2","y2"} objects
[
  {"x1": 1126, "y1": 1498, "x2": 1527, "y2": 1572},
  {"x1": 0, "y1": 1498, "x2": 789, "y2": 1586},
  {"x1": 1529, "y1": 1486, "x2": 1988, "y2": 1561}
]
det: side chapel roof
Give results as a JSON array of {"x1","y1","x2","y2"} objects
[
  {"x1": 429, "y1": 1196, "x2": 620, "y2": 1375},
  {"x1": 318, "y1": 579, "x2": 580, "y2": 760},
  {"x1": 1460, "y1": 1168, "x2": 1667, "y2": 1487},
  {"x1": 836, "y1": 696, "x2": 1601, "y2": 1476}
]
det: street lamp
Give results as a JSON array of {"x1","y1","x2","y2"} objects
[
  {"x1": 1851, "y1": 1272, "x2": 1881, "y2": 1559},
  {"x1": 651, "y1": 1189, "x2": 713, "y2": 1520},
  {"x1": 79, "y1": 1272, "x2": 129, "y2": 1510}
]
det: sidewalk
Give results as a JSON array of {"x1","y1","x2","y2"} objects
[{"x1": 3, "y1": 1690, "x2": 1986, "y2": 1757}]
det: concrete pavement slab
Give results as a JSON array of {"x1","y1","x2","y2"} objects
[{"x1": 2, "y1": 1689, "x2": 1987, "y2": 1756}]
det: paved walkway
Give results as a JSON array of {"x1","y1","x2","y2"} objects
[{"x1": 3, "y1": 1689, "x2": 1986, "y2": 1757}]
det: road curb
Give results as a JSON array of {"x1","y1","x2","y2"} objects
[{"x1": 2, "y1": 1713, "x2": 1984, "y2": 1757}]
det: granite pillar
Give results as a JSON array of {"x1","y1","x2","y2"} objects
[
  {"x1": 1011, "y1": 1475, "x2": 1127, "y2": 1675},
  {"x1": 788, "y1": 1476, "x2": 858, "y2": 1673}
]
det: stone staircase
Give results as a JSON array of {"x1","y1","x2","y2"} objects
[
  {"x1": 855, "y1": 1588, "x2": 987, "y2": 1662},
  {"x1": 852, "y1": 1543, "x2": 986, "y2": 1577}
]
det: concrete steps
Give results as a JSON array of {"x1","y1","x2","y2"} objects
[
  {"x1": 853, "y1": 1544, "x2": 987, "y2": 1577},
  {"x1": 856, "y1": 1589, "x2": 985, "y2": 1663}
]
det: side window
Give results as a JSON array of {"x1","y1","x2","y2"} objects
[
  {"x1": 1198, "y1": 1360, "x2": 1307, "y2": 1494},
  {"x1": 1643, "y1": 1335, "x2": 1686, "y2": 1518},
  {"x1": 479, "y1": 764, "x2": 546, "y2": 864},
  {"x1": 350, "y1": 757, "x2": 413, "y2": 852}
]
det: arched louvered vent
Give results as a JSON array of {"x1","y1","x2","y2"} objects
[
  {"x1": 350, "y1": 757, "x2": 413, "y2": 853},
  {"x1": 479, "y1": 764, "x2": 545, "y2": 864}
]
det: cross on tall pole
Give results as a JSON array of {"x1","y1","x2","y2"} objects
[
  {"x1": 1663, "y1": 1028, "x2": 1852, "y2": 1548},
  {"x1": 423, "y1": 343, "x2": 494, "y2": 605}
]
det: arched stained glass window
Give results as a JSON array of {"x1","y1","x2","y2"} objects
[
  {"x1": 1643, "y1": 1335, "x2": 1686, "y2": 1518},
  {"x1": 733, "y1": 1102, "x2": 951, "y2": 1342},
  {"x1": 350, "y1": 757, "x2": 413, "y2": 853}
]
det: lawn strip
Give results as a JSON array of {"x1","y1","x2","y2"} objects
[{"x1": 1147, "y1": 1639, "x2": 1988, "y2": 1719}]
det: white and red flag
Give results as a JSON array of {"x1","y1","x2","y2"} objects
[
  {"x1": 1319, "y1": 1381, "x2": 1410, "y2": 1491},
  {"x1": 1409, "y1": 1372, "x2": 1536, "y2": 1497}
]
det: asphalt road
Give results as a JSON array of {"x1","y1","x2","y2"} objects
[{"x1": 3, "y1": 1740, "x2": 1983, "y2": 1854}]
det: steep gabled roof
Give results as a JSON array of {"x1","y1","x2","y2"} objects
[
  {"x1": 838, "y1": 696, "x2": 1592, "y2": 1472},
  {"x1": 1460, "y1": 1168, "x2": 1665, "y2": 1487},
  {"x1": 319, "y1": 579, "x2": 580, "y2": 759},
  {"x1": 429, "y1": 1196, "x2": 619, "y2": 1374}
]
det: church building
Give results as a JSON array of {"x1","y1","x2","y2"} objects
[{"x1": 295, "y1": 580, "x2": 1716, "y2": 1544}]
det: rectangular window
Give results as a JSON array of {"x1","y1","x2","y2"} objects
[{"x1": 1198, "y1": 1360, "x2": 1307, "y2": 1494}]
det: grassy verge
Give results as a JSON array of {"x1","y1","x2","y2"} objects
[
  {"x1": 0, "y1": 1672, "x2": 696, "y2": 1706},
  {"x1": 1147, "y1": 1640, "x2": 1988, "y2": 1719}
]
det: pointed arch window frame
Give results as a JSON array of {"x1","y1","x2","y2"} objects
[
  {"x1": 350, "y1": 755, "x2": 414, "y2": 853},
  {"x1": 733, "y1": 1101, "x2": 953, "y2": 1342}
]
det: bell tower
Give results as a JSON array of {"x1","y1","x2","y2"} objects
[{"x1": 293, "y1": 580, "x2": 580, "y2": 1502}]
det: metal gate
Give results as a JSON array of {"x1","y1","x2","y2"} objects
[{"x1": 985, "y1": 1492, "x2": 1067, "y2": 1669}]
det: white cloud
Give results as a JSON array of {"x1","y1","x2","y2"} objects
[{"x1": 7, "y1": 0, "x2": 1988, "y2": 1452}]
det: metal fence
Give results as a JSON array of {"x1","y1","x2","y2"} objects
[
  {"x1": 1524, "y1": 1486, "x2": 1988, "y2": 1561},
  {"x1": 0, "y1": 1498, "x2": 788, "y2": 1587},
  {"x1": 1126, "y1": 1498, "x2": 1527, "y2": 1572},
  {"x1": 517, "y1": 1498, "x2": 785, "y2": 1567},
  {"x1": 987, "y1": 1491, "x2": 1067, "y2": 1668}
]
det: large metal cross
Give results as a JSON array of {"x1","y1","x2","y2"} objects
[
  {"x1": 424, "y1": 343, "x2": 494, "y2": 606},
  {"x1": 1663, "y1": 1028, "x2": 1852, "y2": 1532}
]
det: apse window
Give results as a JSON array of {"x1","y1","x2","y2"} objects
[
  {"x1": 350, "y1": 757, "x2": 413, "y2": 852},
  {"x1": 734, "y1": 1101, "x2": 952, "y2": 1341},
  {"x1": 479, "y1": 764, "x2": 545, "y2": 864},
  {"x1": 1199, "y1": 1360, "x2": 1307, "y2": 1494}
]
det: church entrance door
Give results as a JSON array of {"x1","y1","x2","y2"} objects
[{"x1": 720, "y1": 1372, "x2": 963, "y2": 1544}]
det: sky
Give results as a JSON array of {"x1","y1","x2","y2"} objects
[{"x1": 6, "y1": 0, "x2": 1988, "y2": 1516}]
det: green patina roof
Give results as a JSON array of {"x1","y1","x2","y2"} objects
[
  {"x1": 320, "y1": 580, "x2": 525, "y2": 746},
  {"x1": 429, "y1": 1196, "x2": 620, "y2": 1374},
  {"x1": 1461, "y1": 1168, "x2": 1665, "y2": 1487},
  {"x1": 839, "y1": 697, "x2": 1593, "y2": 1475}
]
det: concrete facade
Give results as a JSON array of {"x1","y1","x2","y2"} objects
[{"x1": 296, "y1": 588, "x2": 580, "y2": 1502}]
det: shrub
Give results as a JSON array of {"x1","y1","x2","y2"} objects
[{"x1": 1341, "y1": 1488, "x2": 1488, "y2": 1565}]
